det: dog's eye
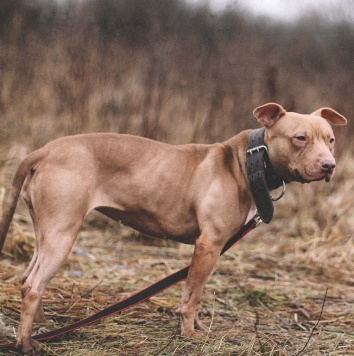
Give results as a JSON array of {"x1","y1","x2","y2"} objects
[
  {"x1": 295, "y1": 136, "x2": 306, "y2": 142},
  {"x1": 329, "y1": 138, "x2": 335, "y2": 144}
]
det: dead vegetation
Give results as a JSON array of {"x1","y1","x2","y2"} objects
[
  {"x1": 1, "y1": 0, "x2": 354, "y2": 355},
  {"x1": 1, "y1": 186, "x2": 354, "y2": 355}
]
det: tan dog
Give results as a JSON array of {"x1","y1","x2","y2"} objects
[{"x1": 0, "y1": 103, "x2": 347, "y2": 353}]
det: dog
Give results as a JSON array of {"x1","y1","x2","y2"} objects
[{"x1": 0, "y1": 103, "x2": 347, "y2": 353}]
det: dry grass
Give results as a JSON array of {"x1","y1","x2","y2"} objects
[{"x1": 1, "y1": 143, "x2": 354, "y2": 355}]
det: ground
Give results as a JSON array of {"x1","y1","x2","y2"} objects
[{"x1": 1, "y1": 209, "x2": 354, "y2": 355}]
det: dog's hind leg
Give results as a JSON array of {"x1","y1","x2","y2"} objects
[
  {"x1": 15, "y1": 221, "x2": 82, "y2": 354},
  {"x1": 21, "y1": 251, "x2": 47, "y2": 323},
  {"x1": 21, "y1": 205, "x2": 54, "y2": 324},
  {"x1": 21, "y1": 254, "x2": 47, "y2": 323},
  {"x1": 21, "y1": 205, "x2": 41, "y2": 285}
]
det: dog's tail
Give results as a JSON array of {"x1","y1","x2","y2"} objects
[{"x1": 0, "y1": 148, "x2": 47, "y2": 253}]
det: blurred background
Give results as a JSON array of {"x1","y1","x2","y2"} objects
[{"x1": 0, "y1": 0, "x2": 352, "y2": 149}]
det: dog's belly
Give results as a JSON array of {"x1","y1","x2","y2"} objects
[{"x1": 95, "y1": 206, "x2": 200, "y2": 244}]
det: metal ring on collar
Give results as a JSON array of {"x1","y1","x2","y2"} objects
[{"x1": 271, "y1": 180, "x2": 286, "y2": 201}]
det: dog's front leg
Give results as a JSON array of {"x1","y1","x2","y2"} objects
[{"x1": 178, "y1": 234, "x2": 222, "y2": 338}]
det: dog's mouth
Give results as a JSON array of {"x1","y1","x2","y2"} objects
[
  {"x1": 294, "y1": 169, "x2": 333, "y2": 184},
  {"x1": 294, "y1": 169, "x2": 309, "y2": 183},
  {"x1": 324, "y1": 172, "x2": 333, "y2": 183}
]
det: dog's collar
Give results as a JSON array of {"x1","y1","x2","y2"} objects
[{"x1": 246, "y1": 128, "x2": 285, "y2": 224}]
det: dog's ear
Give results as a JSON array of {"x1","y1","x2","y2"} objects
[
  {"x1": 253, "y1": 103, "x2": 286, "y2": 127},
  {"x1": 311, "y1": 108, "x2": 347, "y2": 126}
]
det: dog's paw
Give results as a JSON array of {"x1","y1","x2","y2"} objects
[
  {"x1": 194, "y1": 318, "x2": 208, "y2": 332},
  {"x1": 16, "y1": 337, "x2": 44, "y2": 355},
  {"x1": 181, "y1": 328, "x2": 207, "y2": 339}
]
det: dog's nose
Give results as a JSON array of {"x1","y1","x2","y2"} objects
[{"x1": 321, "y1": 159, "x2": 335, "y2": 172}]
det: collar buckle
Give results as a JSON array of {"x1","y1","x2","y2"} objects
[{"x1": 247, "y1": 144, "x2": 268, "y2": 155}]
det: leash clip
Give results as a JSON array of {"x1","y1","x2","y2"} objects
[{"x1": 253, "y1": 212, "x2": 263, "y2": 226}]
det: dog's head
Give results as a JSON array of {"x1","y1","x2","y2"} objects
[{"x1": 253, "y1": 102, "x2": 347, "y2": 184}]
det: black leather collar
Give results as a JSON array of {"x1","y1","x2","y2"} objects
[{"x1": 246, "y1": 128, "x2": 284, "y2": 224}]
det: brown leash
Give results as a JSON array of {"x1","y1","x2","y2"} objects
[{"x1": 0, "y1": 216, "x2": 260, "y2": 352}]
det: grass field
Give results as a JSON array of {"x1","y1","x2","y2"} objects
[{"x1": 1, "y1": 1, "x2": 354, "y2": 355}]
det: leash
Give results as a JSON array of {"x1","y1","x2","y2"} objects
[{"x1": 0, "y1": 216, "x2": 260, "y2": 351}]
